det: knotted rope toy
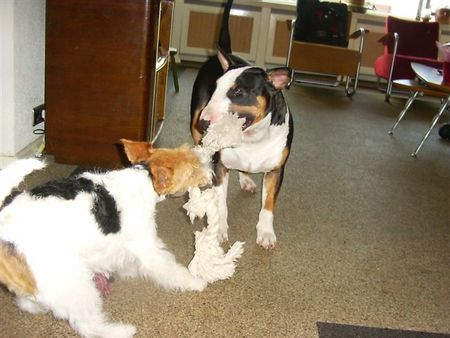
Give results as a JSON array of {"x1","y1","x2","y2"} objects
[{"x1": 184, "y1": 113, "x2": 245, "y2": 284}]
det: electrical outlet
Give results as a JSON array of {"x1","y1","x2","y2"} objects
[{"x1": 33, "y1": 104, "x2": 45, "y2": 127}]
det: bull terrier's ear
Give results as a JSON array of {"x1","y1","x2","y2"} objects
[
  {"x1": 120, "y1": 139, "x2": 153, "y2": 164},
  {"x1": 216, "y1": 45, "x2": 232, "y2": 71},
  {"x1": 267, "y1": 67, "x2": 293, "y2": 90}
]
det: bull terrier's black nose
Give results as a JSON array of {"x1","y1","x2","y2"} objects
[{"x1": 198, "y1": 119, "x2": 211, "y2": 132}]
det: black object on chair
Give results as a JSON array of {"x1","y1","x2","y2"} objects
[
  {"x1": 286, "y1": 0, "x2": 367, "y2": 97},
  {"x1": 294, "y1": 0, "x2": 349, "y2": 47}
]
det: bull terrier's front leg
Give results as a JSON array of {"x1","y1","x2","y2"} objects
[{"x1": 256, "y1": 167, "x2": 285, "y2": 250}]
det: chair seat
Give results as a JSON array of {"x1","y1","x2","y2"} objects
[
  {"x1": 374, "y1": 16, "x2": 441, "y2": 101},
  {"x1": 375, "y1": 54, "x2": 443, "y2": 80},
  {"x1": 289, "y1": 40, "x2": 361, "y2": 77}
]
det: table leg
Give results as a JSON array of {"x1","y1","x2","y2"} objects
[
  {"x1": 412, "y1": 95, "x2": 450, "y2": 157},
  {"x1": 389, "y1": 91, "x2": 421, "y2": 135}
]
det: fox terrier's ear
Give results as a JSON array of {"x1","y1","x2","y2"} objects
[{"x1": 120, "y1": 139, "x2": 153, "y2": 164}]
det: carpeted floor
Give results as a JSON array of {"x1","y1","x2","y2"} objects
[{"x1": 0, "y1": 67, "x2": 449, "y2": 338}]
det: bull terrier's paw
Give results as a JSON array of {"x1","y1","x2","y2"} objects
[
  {"x1": 256, "y1": 209, "x2": 276, "y2": 250},
  {"x1": 218, "y1": 221, "x2": 229, "y2": 244},
  {"x1": 256, "y1": 231, "x2": 277, "y2": 250},
  {"x1": 239, "y1": 174, "x2": 257, "y2": 193}
]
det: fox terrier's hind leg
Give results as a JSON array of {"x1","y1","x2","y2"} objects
[{"x1": 35, "y1": 260, "x2": 136, "y2": 338}]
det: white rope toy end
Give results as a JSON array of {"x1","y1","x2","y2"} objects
[
  {"x1": 183, "y1": 114, "x2": 246, "y2": 285},
  {"x1": 184, "y1": 187, "x2": 245, "y2": 284}
]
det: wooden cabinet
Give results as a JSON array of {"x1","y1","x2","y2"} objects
[
  {"x1": 173, "y1": 1, "x2": 450, "y2": 82},
  {"x1": 171, "y1": 1, "x2": 296, "y2": 67},
  {"x1": 178, "y1": 3, "x2": 261, "y2": 63},
  {"x1": 45, "y1": 0, "x2": 173, "y2": 168},
  {"x1": 265, "y1": 11, "x2": 295, "y2": 65}
]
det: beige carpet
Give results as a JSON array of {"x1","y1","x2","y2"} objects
[{"x1": 0, "y1": 67, "x2": 449, "y2": 338}]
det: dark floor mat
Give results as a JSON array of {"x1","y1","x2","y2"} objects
[{"x1": 317, "y1": 322, "x2": 450, "y2": 338}]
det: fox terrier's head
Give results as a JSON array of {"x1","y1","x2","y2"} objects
[{"x1": 121, "y1": 139, "x2": 212, "y2": 196}]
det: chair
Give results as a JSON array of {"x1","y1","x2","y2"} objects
[
  {"x1": 374, "y1": 16, "x2": 443, "y2": 102},
  {"x1": 388, "y1": 62, "x2": 450, "y2": 157},
  {"x1": 388, "y1": 78, "x2": 449, "y2": 156},
  {"x1": 286, "y1": 0, "x2": 367, "y2": 97}
]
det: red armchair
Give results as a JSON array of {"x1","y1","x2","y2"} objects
[{"x1": 374, "y1": 16, "x2": 442, "y2": 102}]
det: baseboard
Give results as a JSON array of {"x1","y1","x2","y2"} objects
[{"x1": 0, "y1": 136, "x2": 45, "y2": 168}]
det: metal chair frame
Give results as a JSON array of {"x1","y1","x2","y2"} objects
[{"x1": 286, "y1": 19, "x2": 366, "y2": 97}]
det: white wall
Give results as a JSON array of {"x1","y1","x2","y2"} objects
[{"x1": 0, "y1": 0, "x2": 46, "y2": 158}]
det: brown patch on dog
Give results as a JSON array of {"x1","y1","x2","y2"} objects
[
  {"x1": 255, "y1": 95, "x2": 268, "y2": 123},
  {"x1": 263, "y1": 147, "x2": 290, "y2": 212},
  {"x1": 121, "y1": 140, "x2": 211, "y2": 196},
  {"x1": 229, "y1": 103, "x2": 258, "y2": 116},
  {"x1": 229, "y1": 95, "x2": 267, "y2": 125},
  {"x1": 279, "y1": 147, "x2": 290, "y2": 167},
  {"x1": 262, "y1": 170, "x2": 281, "y2": 212},
  {"x1": 212, "y1": 153, "x2": 229, "y2": 186},
  {"x1": 191, "y1": 109, "x2": 203, "y2": 145},
  {"x1": 0, "y1": 241, "x2": 36, "y2": 296},
  {"x1": 262, "y1": 148, "x2": 290, "y2": 212}
]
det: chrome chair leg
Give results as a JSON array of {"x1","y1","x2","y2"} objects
[
  {"x1": 412, "y1": 95, "x2": 450, "y2": 157},
  {"x1": 385, "y1": 32, "x2": 399, "y2": 103},
  {"x1": 385, "y1": 81, "x2": 393, "y2": 102},
  {"x1": 389, "y1": 91, "x2": 421, "y2": 135},
  {"x1": 345, "y1": 77, "x2": 355, "y2": 97}
]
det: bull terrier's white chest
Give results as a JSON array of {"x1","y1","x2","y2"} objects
[{"x1": 220, "y1": 117, "x2": 289, "y2": 173}]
